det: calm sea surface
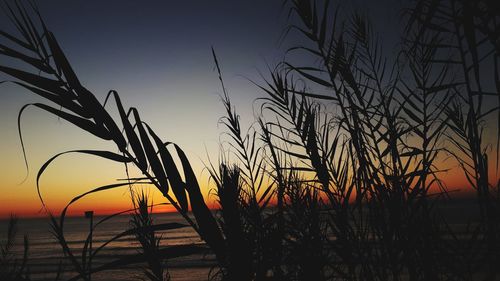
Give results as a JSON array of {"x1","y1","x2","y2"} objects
[{"x1": 0, "y1": 212, "x2": 216, "y2": 281}]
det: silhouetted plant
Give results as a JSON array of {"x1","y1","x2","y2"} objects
[
  {"x1": 1, "y1": 0, "x2": 499, "y2": 280},
  {"x1": 130, "y1": 192, "x2": 170, "y2": 281},
  {"x1": 406, "y1": 0, "x2": 500, "y2": 278},
  {"x1": 0, "y1": 0, "x2": 225, "y2": 271},
  {"x1": 210, "y1": 164, "x2": 253, "y2": 281},
  {"x1": 0, "y1": 215, "x2": 30, "y2": 281},
  {"x1": 210, "y1": 51, "x2": 281, "y2": 280}
]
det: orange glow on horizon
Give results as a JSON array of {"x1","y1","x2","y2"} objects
[
  {"x1": 0, "y1": 147, "x2": 497, "y2": 220},
  {"x1": 0, "y1": 165, "x2": 493, "y2": 219}
]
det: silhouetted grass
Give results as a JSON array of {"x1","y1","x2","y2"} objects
[
  {"x1": 0, "y1": 0, "x2": 499, "y2": 280},
  {"x1": 0, "y1": 215, "x2": 29, "y2": 281},
  {"x1": 130, "y1": 192, "x2": 170, "y2": 281}
]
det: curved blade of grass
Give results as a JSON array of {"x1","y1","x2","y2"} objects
[
  {"x1": 36, "y1": 150, "x2": 131, "y2": 206},
  {"x1": 16, "y1": 103, "x2": 32, "y2": 184},
  {"x1": 16, "y1": 102, "x2": 109, "y2": 184}
]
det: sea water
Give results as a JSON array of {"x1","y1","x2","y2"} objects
[{"x1": 0, "y1": 212, "x2": 215, "y2": 281}]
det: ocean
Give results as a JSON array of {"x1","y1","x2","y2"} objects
[{"x1": 0, "y1": 212, "x2": 216, "y2": 281}]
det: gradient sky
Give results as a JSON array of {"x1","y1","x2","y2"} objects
[
  {"x1": 0, "y1": 0, "x2": 294, "y2": 218},
  {"x1": 0, "y1": 0, "x2": 484, "y2": 218}
]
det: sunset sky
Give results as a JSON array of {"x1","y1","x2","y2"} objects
[
  {"x1": 0, "y1": 0, "x2": 491, "y2": 218},
  {"x1": 0, "y1": 0, "x2": 290, "y2": 218}
]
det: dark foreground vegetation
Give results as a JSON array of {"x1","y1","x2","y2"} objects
[{"x1": 1, "y1": 0, "x2": 499, "y2": 280}]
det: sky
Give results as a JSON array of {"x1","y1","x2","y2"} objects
[
  {"x1": 0, "y1": 0, "x2": 292, "y2": 217},
  {"x1": 0, "y1": 0, "x2": 490, "y2": 218}
]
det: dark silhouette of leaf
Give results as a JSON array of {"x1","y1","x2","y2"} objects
[
  {"x1": 131, "y1": 109, "x2": 169, "y2": 196},
  {"x1": 0, "y1": 65, "x2": 67, "y2": 96},
  {"x1": 0, "y1": 43, "x2": 52, "y2": 73},
  {"x1": 107, "y1": 90, "x2": 147, "y2": 168},
  {"x1": 22, "y1": 103, "x2": 111, "y2": 140},
  {"x1": 0, "y1": 30, "x2": 34, "y2": 50},
  {"x1": 45, "y1": 31, "x2": 80, "y2": 88},
  {"x1": 174, "y1": 144, "x2": 226, "y2": 261},
  {"x1": 146, "y1": 124, "x2": 189, "y2": 212}
]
